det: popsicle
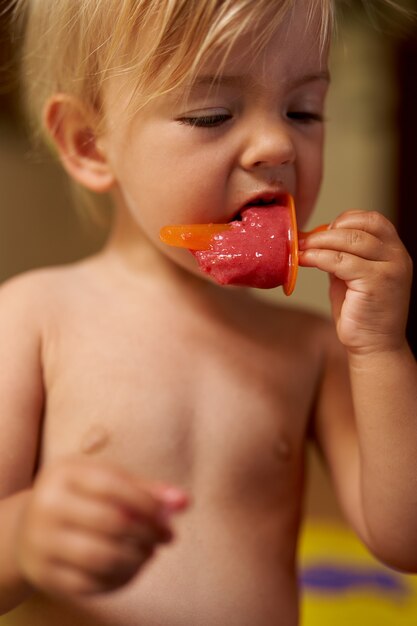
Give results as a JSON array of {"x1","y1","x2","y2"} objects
[{"x1": 160, "y1": 194, "x2": 327, "y2": 295}]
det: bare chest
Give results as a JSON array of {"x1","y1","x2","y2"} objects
[
  {"x1": 39, "y1": 303, "x2": 318, "y2": 503},
  {"x1": 16, "y1": 291, "x2": 322, "y2": 626}
]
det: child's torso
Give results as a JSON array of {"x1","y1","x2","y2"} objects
[{"x1": 2, "y1": 261, "x2": 325, "y2": 626}]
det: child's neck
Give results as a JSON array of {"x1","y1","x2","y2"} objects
[{"x1": 102, "y1": 204, "x2": 221, "y2": 297}]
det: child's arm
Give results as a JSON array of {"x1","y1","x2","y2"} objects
[
  {"x1": 0, "y1": 275, "x2": 45, "y2": 612},
  {"x1": 0, "y1": 274, "x2": 188, "y2": 615},
  {"x1": 300, "y1": 210, "x2": 417, "y2": 572}
]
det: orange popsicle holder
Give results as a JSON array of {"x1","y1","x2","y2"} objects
[{"x1": 160, "y1": 194, "x2": 327, "y2": 296}]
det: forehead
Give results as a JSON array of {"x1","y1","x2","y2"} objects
[
  {"x1": 193, "y1": 5, "x2": 330, "y2": 92},
  {"x1": 101, "y1": 0, "x2": 330, "y2": 121}
]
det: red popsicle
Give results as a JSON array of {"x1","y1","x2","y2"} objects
[{"x1": 159, "y1": 194, "x2": 326, "y2": 295}]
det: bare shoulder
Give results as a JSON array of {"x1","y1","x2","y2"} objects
[
  {"x1": 0, "y1": 259, "x2": 98, "y2": 321},
  {"x1": 0, "y1": 268, "x2": 53, "y2": 331}
]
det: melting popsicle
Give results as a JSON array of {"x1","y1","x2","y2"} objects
[{"x1": 160, "y1": 194, "x2": 327, "y2": 295}]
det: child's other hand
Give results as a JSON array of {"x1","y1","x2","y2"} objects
[
  {"x1": 15, "y1": 459, "x2": 188, "y2": 597},
  {"x1": 298, "y1": 210, "x2": 413, "y2": 355}
]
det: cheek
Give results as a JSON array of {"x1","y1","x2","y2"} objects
[
  {"x1": 119, "y1": 131, "x2": 231, "y2": 224},
  {"x1": 295, "y1": 137, "x2": 324, "y2": 227}
]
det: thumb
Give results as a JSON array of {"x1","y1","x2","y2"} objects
[{"x1": 329, "y1": 274, "x2": 346, "y2": 322}]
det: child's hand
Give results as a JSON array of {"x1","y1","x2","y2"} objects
[
  {"x1": 15, "y1": 459, "x2": 188, "y2": 597},
  {"x1": 298, "y1": 210, "x2": 413, "y2": 355}
]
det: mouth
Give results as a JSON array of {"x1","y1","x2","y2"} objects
[{"x1": 230, "y1": 192, "x2": 289, "y2": 222}]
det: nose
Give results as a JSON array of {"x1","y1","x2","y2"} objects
[{"x1": 239, "y1": 118, "x2": 296, "y2": 172}]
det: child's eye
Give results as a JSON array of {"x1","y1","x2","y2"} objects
[
  {"x1": 178, "y1": 113, "x2": 232, "y2": 128},
  {"x1": 287, "y1": 111, "x2": 324, "y2": 124}
]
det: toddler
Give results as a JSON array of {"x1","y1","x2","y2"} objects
[{"x1": 1, "y1": 0, "x2": 416, "y2": 625}]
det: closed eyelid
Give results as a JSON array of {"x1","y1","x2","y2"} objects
[
  {"x1": 176, "y1": 112, "x2": 232, "y2": 128},
  {"x1": 178, "y1": 105, "x2": 231, "y2": 115},
  {"x1": 170, "y1": 72, "x2": 329, "y2": 121},
  {"x1": 172, "y1": 71, "x2": 330, "y2": 113}
]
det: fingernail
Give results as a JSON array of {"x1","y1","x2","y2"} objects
[{"x1": 160, "y1": 487, "x2": 188, "y2": 504}]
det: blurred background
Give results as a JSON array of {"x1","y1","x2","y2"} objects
[{"x1": 0, "y1": 1, "x2": 416, "y2": 624}]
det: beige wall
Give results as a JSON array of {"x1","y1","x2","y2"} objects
[{"x1": 0, "y1": 126, "x2": 106, "y2": 282}]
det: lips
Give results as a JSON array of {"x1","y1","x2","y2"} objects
[
  {"x1": 244, "y1": 191, "x2": 285, "y2": 206},
  {"x1": 229, "y1": 191, "x2": 288, "y2": 221}
]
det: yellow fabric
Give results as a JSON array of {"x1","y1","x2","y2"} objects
[{"x1": 300, "y1": 523, "x2": 417, "y2": 626}]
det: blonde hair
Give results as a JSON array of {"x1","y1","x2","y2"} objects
[{"x1": 12, "y1": 0, "x2": 335, "y2": 222}]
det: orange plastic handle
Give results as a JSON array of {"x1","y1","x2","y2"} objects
[
  {"x1": 283, "y1": 195, "x2": 298, "y2": 295},
  {"x1": 283, "y1": 194, "x2": 328, "y2": 295},
  {"x1": 159, "y1": 223, "x2": 232, "y2": 250},
  {"x1": 159, "y1": 195, "x2": 328, "y2": 296}
]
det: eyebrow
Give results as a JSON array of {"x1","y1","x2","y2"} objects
[
  {"x1": 290, "y1": 70, "x2": 331, "y2": 89},
  {"x1": 190, "y1": 70, "x2": 331, "y2": 90}
]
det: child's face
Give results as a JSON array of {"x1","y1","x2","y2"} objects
[{"x1": 101, "y1": 1, "x2": 329, "y2": 277}]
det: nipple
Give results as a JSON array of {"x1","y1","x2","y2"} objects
[
  {"x1": 81, "y1": 424, "x2": 109, "y2": 455},
  {"x1": 274, "y1": 435, "x2": 292, "y2": 461}
]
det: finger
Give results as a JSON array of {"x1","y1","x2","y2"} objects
[
  {"x1": 69, "y1": 463, "x2": 176, "y2": 529},
  {"x1": 55, "y1": 492, "x2": 173, "y2": 544},
  {"x1": 330, "y1": 210, "x2": 398, "y2": 242},
  {"x1": 36, "y1": 560, "x2": 137, "y2": 597},
  {"x1": 148, "y1": 484, "x2": 190, "y2": 516},
  {"x1": 299, "y1": 248, "x2": 385, "y2": 283},
  {"x1": 33, "y1": 562, "x2": 103, "y2": 597},
  {"x1": 299, "y1": 228, "x2": 387, "y2": 262},
  {"x1": 49, "y1": 528, "x2": 153, "y2": 581},
  {"x1": 328, "y1": 274, "x2": 347, "y2": 319}
]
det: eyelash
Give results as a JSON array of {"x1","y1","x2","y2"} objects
[
  {"x1": 178, "y1": 111, "x2": 324, "y2": 129},
  {"x1": 287, "y1": 111, "x2": 324, "y2": 124},
  {"x1": 178, "y1": 113, "x2": 232, "y2": 128}
]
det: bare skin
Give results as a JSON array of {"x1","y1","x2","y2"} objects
[
  {"x1": 0, "y1": 206, "x2": 416, "y2": 626},
  {"x1": 1, "y1": 2, "x2": 417, "y2": 623},
  {"x1": 0, "y1": 250, "x2": 329, "y2": 626}
]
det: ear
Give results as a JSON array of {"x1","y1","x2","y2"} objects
[{"x1": 43, "y1": 94, "x2": 115, "y2": 193}]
